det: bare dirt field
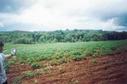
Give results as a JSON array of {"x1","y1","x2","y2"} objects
[{"x1": 8, "y1": 52, "x2": 127, "y2": 84}]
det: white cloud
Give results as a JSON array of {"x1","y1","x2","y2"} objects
[
  {"x1": 0, "y1": 22, "x2": 4, "y2": 27},
  {"x1": 0, "y1": 0, "x2": 127, "y2": 31}
]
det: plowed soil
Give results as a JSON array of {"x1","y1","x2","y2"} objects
[{"x1": 8, "y1": 52, "x2": 127, "y2": 84}]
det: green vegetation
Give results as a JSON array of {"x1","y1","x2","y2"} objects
[
  {"x1": 4, "y1": 40, "x2": 127, "y2": 64},
  {"x1": 30, "y1": 63, "x2": 41, "y2": 69},
  {"x1": 23, "y1": 71, "x2": 41, "y2": 78},
  {"x1": 0, "y1": 30, "x2": 127, "y2": 44}
]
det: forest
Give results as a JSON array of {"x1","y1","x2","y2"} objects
[{"x1": 0, "y1": 29, "x2": 127, "y2": 44}]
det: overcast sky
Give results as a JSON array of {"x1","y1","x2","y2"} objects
[{"x1": 0, "y1": 0, "x2": 127, "y2": 31}]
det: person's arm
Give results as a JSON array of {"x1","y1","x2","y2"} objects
[
  {"x1": 4, "y1": 54, "x2": 13, "y2": 59},
  {"x1": 4, "y1": 48, "x2": 17, "y2": 59}
]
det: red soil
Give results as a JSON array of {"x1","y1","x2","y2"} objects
[
  {"x1": 8, "y1": 52, "x2": 127, "y2": 84},
  {"x1": 7, "y1": 63, "x2": 32, "y2": 83}
]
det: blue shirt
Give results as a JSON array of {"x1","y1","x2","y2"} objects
[{"x1": 0, "y1": 53, "x2": 7, "y2": 84}]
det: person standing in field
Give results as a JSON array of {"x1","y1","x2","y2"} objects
[{"x1": 0, "y1": 41, "x2": 14, "y2": 84}]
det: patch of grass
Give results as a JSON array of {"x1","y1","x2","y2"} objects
[
  {"x1": 73, "y1": 55, "x2": 86, "y2": 61},
  {"x1": 23, "y1": 71, "x2": 41, "y2": 78},
  {"x1": 50, "y1": 56, "x2": 72, "y2": 65},
  {"x1": 13, "y1": 76, "x2": 23, "y2": 84},
  {"x1": 30, "y1": 63, "x2": 41, "y2": 69}
]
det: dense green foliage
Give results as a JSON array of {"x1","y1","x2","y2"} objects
[
  {"x1": 4, "y1": 40, "x2": 127, "y2": 64},
  {"x1": 0, "y1": 30, "x2": 127, "y2": 44}
]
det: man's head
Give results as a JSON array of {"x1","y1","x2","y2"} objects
[{"x1": 0, "y1": 41, "x2": 4, "y2": 52}]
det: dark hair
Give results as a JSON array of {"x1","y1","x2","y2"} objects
[{"x1": 0, "y1": 41, "x2": 4, "y2": 47}]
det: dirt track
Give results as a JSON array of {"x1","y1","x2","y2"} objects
[{"x1": 8, "y1": 52, "x2": 127, "y2": 84}]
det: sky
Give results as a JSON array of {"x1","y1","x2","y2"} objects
[{"x1": 0, "y1": 0, "x2": 127, "y2": 31}]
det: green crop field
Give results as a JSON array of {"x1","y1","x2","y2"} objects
[{"x1": 4, "y1": 40, "x2": 127, "y2": 64}]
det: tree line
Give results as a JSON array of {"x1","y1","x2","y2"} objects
[{"x1": 0, "y1": 30, "x2": 127, "y2": 44}]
